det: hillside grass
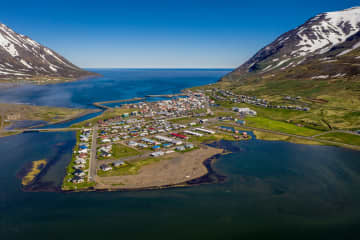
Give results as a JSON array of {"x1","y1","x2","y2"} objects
[
  {"x1": 205, "y1": 75, "x2": 360, "y2": 132},
  {"x1": 253, "y1": 130, "x2": 324, "y2": 146},
  {"x1": 245, "y1": 116, "x2": 322, "y2": 136}
]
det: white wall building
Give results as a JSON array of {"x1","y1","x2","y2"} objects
[{"x1": 195, "y1": 128, "x2": 215, "y2": 134}]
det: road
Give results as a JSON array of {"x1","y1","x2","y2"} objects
[{"x1": 88, "y1": 125, "x2": 98, "y2": 181}]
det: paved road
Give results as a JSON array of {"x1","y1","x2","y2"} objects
[{"x1": 88, "y1": 125, "x2": 98, "y2": 181}]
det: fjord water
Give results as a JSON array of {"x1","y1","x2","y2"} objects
[
  {"x1": 1, "y1": 69, "x2": 360, "y2": 240},
  {"x1": 0, "y1": 69, "x2": 230, "y2": 108}
]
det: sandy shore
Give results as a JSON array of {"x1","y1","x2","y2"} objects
[{"x1": 94, "y1": 145, "x2": 223, "y2": 190}]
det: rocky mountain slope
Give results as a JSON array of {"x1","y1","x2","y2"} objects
[
  {"x1": 223, "y1": 7, "x2": 360, "y2": 81},
  {"x1": 0, "y1": 23, "x2": 96, "y2": 82}
]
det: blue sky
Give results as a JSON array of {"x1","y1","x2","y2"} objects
[{"x1": 1, "y1": 0, "x2": 359, "y2": 68}]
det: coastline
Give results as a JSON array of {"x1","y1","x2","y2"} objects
[
  {"x1": 61, "y1": 144, "x2": 226, "y2": 193},
  {"x1": 3, "y1": 70, "x2": 359, "y2": 194},
  {"x1": 0, "y1": 108, "x2": 100, "y2": 139},
  {"x1": 32, "y1": 108, "x2": 101, "y2": 129}
]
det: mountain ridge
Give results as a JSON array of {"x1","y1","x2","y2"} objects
[
  {"x1": 0, "y1": 22, "x2": 98, "y2": 83},
  {"x1": 223, "y1": 6, "x2": 360, "y2": 81}
]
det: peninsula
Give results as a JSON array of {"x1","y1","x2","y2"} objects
[{"x1": 53, "y1": 88, "x2": 359, "y2": 192}]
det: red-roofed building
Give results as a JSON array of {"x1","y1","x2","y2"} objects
[{"x1": 171, "y1": 133, "x2": 188, "y2": 139}]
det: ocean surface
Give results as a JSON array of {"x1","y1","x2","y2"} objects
[
  {"x1": 0, "y1": 68, "x2": 228, "y2": 108},
  {"x1": 1, "y1": 69, "x2": 360, "y2": 240}
]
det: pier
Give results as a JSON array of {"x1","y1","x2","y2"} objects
[
  {"x1": 145, "y1": 93, "x2": 187, "y2": 98},
  {"x1": 92, "y1": 97, "x2": 145, "y2": 109},
  {"x1": 92, "y1": 94, "x2": 187, "y2": 110}
]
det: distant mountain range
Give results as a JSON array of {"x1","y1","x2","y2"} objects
[
  {"x1": 223, "y1": 7, "x2": 360, "y2": 81},
  {"x1": 0, "y1": 23, "x2": 96, "y2": 82}
]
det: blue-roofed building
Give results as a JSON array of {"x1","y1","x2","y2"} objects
[
  {"x1": 152, "y1": 145, "x2": 161, "y2": 150},
  {"x1": 163, "y1": 143, "x2": 172, "y2": 148},
  {"x1": 237, "y1": 120, "x2": 246, "y2": 125}
]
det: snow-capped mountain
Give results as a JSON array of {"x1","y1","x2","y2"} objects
[
  {"x1": 0, "y1": 23, "x2": 95, "y2": 80},
  {"x1": 231, "y1": 7, "x2": 360, "y2": 75}
]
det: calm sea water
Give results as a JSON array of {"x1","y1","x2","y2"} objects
[
  {"x1": 1, "y1": 69, "x2": 360, "y2": 240},
  {"x1": 0, "y1": 68, "x2": 228, "y2": 108}
]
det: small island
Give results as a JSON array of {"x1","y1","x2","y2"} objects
[{"x1": 21, "y1": 159, "x2": 47, "y2": 186}]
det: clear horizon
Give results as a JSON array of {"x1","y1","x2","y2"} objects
[{"x1": 1, "y1": 0, "x2": 359, "y2": 68}]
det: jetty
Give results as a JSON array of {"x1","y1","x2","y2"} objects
[
  {"x1": 92, "y1": 94, "x2": 187, "y2": 110},
  {"x1": 145, "y1": 93, "x2": 187, "y2": 98},
  {"x1": 92, "y1": 97, "x2": 145, "y2": 109}
]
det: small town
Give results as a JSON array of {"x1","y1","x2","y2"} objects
[
  {"x1": 212, "y1": 88, "x2": 311, "y2": 111},
  {"x1": 2, "y1": 3, "x2": 360, "y2": 238},
  {"x1": 63, "y1": 90, "x2": 253, "y2": 188}
]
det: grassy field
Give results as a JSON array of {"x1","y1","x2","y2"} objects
[
  {"x1": 188, "y1": 132, "x2": 249, "y2": 144},
  {"x1": 197, "y1": 69, "x2": 360, "y2": 132},
  {"x1": 21, "y1": 159, "x2": 47, "y2": 186},
  {"x1": 98, "y1": 157, "x2": 165, "y2": 177},
  {"x1": 112, "y1": 143, "x2": 140, "y2": 159},
  {"x1": 253, "y1": 130, "x2": 324, "y2": 146},
  {"x1": 316, "y1": 132, "x2": 360, "y2": 146},
  {"x1": 61, "y1": 181, "x2": 96, "y2": 191},
  {"x1": 0, "y1": 103, "x2": 91, "y2": 139},
  {"x1": 169, "y1": 116, "x2": 194, "y2": 124},
  {"x1": 245, "y1": 116, "x2": 322, "y2": 136},
  {"x1": 214, "y1": 99, "x2": 330, "y2": 131},
  {"x1": 0, "y1": 102, "x2": 89, "y2": 124},
  {"x1": 0, "y1": 130, "x2": 22, "y2": 138}
]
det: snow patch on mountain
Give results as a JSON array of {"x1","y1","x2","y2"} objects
[
  {"x1": 337, "y1": 40, "x2": 360, "y2": 56},
  {"x1": 0, "y1": 22, "x2": 92, "y2": 80},
  {"x1": 20, "y1": 59, "x2": 32, "y2": 69},
  {"x1": 262, "y1": 64, "x2": 273, "y2": 72},
  {"x1": 311, "y1": 75, "x2": 329, "y2": 79},
  {"x1": 294, "y1": 7, "x2": 360, "y2": 57}
]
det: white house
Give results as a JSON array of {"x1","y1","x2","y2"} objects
[
  {"x1": 195, "y1": 128, "x2": 215, "y2": 134},
  {"x1": 184, "y1": 130, "x2": 203, "y2": 137},
  {"x1": 151, "y1": 151, "x2": 165, "y2": 157},
  {"x1": 232, "y1": 107, "x2": 257, "y2": 116},
  {"x1": 78, "y1": 149, "x2": 88, "y2": 154}
]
